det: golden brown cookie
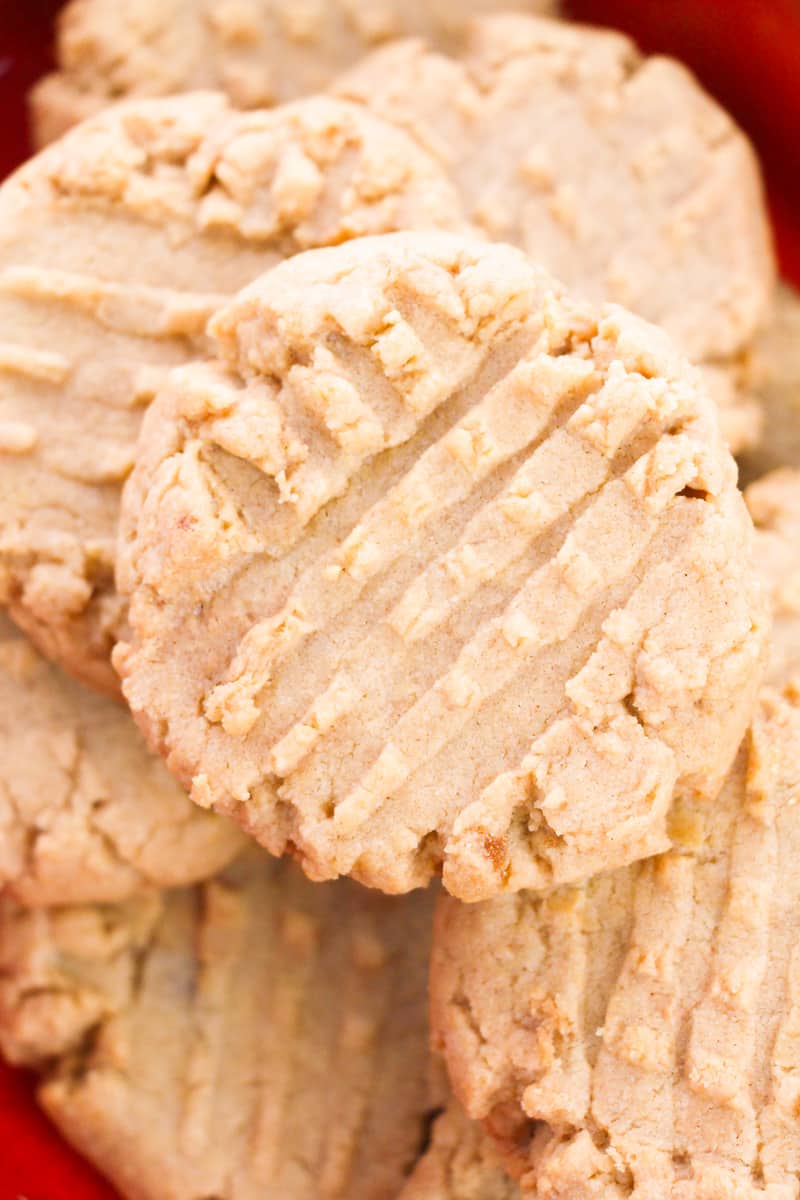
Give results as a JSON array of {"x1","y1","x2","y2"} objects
[
  {"x1": 431, "y1": 679, "x2": 800, "y2": 1199},
  {"x1": 30, "y1": 0, "x2": 557, "y2": 147},
  {"x1": 739, "y1": 285, "x2": 800, "y2": 481},
  {"x1": 334, "y1": 14, "x2": 775, "y2": 434},
  {"x1": 0, "y1": 851, "x2": 439, "y2": 1199},
  {"x1": 0, "y1": 92, "x2": 465, "y2": 694},
  {"x1": 400, "y1": 1101, "x2": 519, "y2": 1199},
  {"x1": 116, "y1": 231, "x2": 768, "y2": 901},
  {"x1": 0, "y1": 613, "x2": 243, "y2": 905}
]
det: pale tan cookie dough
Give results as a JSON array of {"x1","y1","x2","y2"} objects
[
  {"x1": 0, "y1": 92, "x2": 465, "y2": 694},
  {"x1": 747, "y1": 467, "x2": 800, "y2": 683},
  {"x1": 0, "y1": 613, "x2": 243, "y2": 906},
  {"x1": 739, "y1": 285, "x2": 800, "y2": 481},
  {"x1": 0, "y1": 851, "x2": 440, "y2": 1200},
  {"x1": 431, "y1": 679, "x2": 800, "y2": 1199},
  {"x1": 400, "y1": 1101, "x2": 520, "y2": 1199},
  {"x1": 116, "y1": 231, "x2": 768, "y2": 901},
  {"x1": 31, "y1": 0, "x2": 558, "y2": 147},
  {"x1": 333, "y1": 14, "x2": 775, "y2": 441}
]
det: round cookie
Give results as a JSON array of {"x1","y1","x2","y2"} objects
[
  {"x1": 0, "y1": 92, "x2": 465, "y2": 694},
  {"x1": 0, "y1": 851, "x2": 439, "y2": 1200},
  {"x1": 30, "y1": 0, "x2": 557, "y2": 147},
  {"x1": 747, "y1": 467, "x2": 800, "y2": 684},
  {"x1": 431, "y1": 679, "x2": 800, "y2": 1198},
  {"x1": 0, "y1": 613, "x2": 244, "y2": 906},
  {"x1": 333, "y1": 15, "x2": 774, "y2": 403},
  {"x1": 739, "y1": 286, "x2": 800, "y2": 481},
  {"x1": 400, "y1": 1101, "x2": 519, "y2": 1199},
  {"x1": 116, "y1": 231, "x2": 768, "y2": 901}
]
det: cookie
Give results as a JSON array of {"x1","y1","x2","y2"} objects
[
  {"x1": 0, "y1": 851, "x2": 439, "y2": 1199},
  {"x1": 30, "y1": 0, "x2": 557, "y2": 147},
  {"x1": 400, "y1": 1101, "x2": 519, "y2": 1199},
  {"x1": 333, "y1": 16, "x2": 774, "y2": 407},
  {"x1": 115, "y1": 231, "x2": 768, "y2": 901},
  {"x1": 698, "y1": 360, "x2": 763, "y2": 458},
  {"x1": 0, "y1": 613, "x2": 243, "y2": 906},
  {"x1": 747, "y1": 467, "x2": 800, "y2": 684},
  {"x1": 431, "y1": 678, "x2": 800, "y2": 1198},
  {"x1": 739, "y1": 286, "x2": 800, "y2": 481},
  {"x1": 0, "y1": 93, "x2": 465, "y2": 694}
]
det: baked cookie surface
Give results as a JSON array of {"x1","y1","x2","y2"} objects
[
  {"x1": 334, "y1": 14, "x2": 775, "y2": 440},
  {"x1": 0, "y1": 613, "x2": 243, "y2": 906},
  {"x1": 747, "y1": 467, "x2": 800, "y2": 684},
  {"x1": 431, "y1": 680, "x2": 800, "y2": 1199},
  {"x1": 0, "y1": 851, "x2": 439, "y2": 1199},
  {"x1": 0, "y1": 92, "x2": 464, "y2": 693},
  {"x1": 30, "y1": 0, "x2": 557, "y2": 147},
  {"x1": 400, "y1": 1101, "x2": 519, "y2": 1199},
  {"x1": 739, "y1": 286, "x2": 800, "y2": 480},
  {"x1": 116, "y1": 231, "x2": 768, "y2": 900}
]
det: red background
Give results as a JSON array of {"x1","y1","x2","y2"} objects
[{"x1": 0, "y1": 1, "x2": 798, "y2": 1197}]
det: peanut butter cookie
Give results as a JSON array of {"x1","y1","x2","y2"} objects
[
  {"x1": 116, "y1": 232, "x2": 768, "y2": 900},
  {"x1": 0, "y1": 613, "x2": 243, "y2": 905},
  {"x1": 739, "y1": 286, "x2": 800, "y2": 480},
  {"x1": 0, "y1": 93, "x2": 465, "y2": 693},
  {"x1": 747, "y1": 467, "x2": 800, "y2": 683},
  {"x1": 401, "y1": 1101, "x2": 519, "y2": 1199},
  {"x1": 31, "y1": 0, "x2": 557, "y2": 147},
  {"x1": 0, "y1": 851, "x2": 439, "y2": 1200}
]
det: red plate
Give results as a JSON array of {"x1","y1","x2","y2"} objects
[{"x1": 0, "y1": 2, "x2": 798, "y2": 1197}]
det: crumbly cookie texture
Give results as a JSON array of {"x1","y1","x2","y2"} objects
[
  {"x1": 747, "y1": 467, "x2": 800, "y2": 683},
  {"x1": 0, "y1": 612, "x2": 243, "y2": 905},
  {"x1": 400, "y1": 1101, "x2": 519, "y2": 1199},
  {"x1": 334, "y1": 15, "x2": 774, "y2": 377},
  {"x1": 30, "y1": 0, "x2": 557, "y2": 147},
  {"x1": 116, "y1": 231, "x2": 768, "y2": 901},
  {"x1": 0, "y1": 851, "x2": 439, "y2": 1200},
  {"x1": 0, "y1": 92, "x2": 465, "y2": 694},
  {"x1": 431, "y1": 679, "x2": 800, "y2": 1199},
  {"x1": 739, "y1": 286, "x2": 800, "y2": 480}
]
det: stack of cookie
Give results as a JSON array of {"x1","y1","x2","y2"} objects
[{"x1": 1, "y1": 2, "x2": 799, "y2": 1197}]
